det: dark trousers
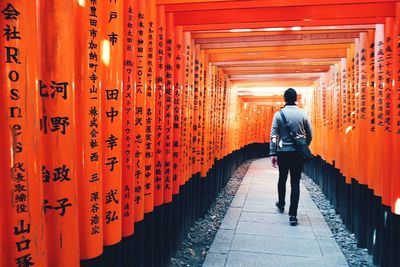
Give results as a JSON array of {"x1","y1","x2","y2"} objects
[{"x1": 277, "y1": 152, "x2": 304, "y2": 216}]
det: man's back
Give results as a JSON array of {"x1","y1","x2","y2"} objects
[{"x1": 269, "y1": 105, "x2": 312, "y2": 154}]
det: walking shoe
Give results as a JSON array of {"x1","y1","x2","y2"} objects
[
  {"x1": 289, "y1": 216, "x2": 298, "y2": 226},
  {"x1": 275, "y1": 201, "x2": 284, "y2": 213}
]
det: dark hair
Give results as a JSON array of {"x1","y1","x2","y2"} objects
[{"x1": 284, "y1": 88, "x2": 297, "y2": 104}]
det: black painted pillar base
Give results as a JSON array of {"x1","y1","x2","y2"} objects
[
  {"x1": 153, "y1": 205, "x2": 164, "y2": 267},
  {"x1": 304, "y1": 155, "x2": 400, "y2": 267}
]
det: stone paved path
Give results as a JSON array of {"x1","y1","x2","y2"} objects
[{"x1": 203, "y1": 158, "x2": 348, "y2": 267}]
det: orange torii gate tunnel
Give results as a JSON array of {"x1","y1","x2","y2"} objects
[{"x1": 1, "y1": 1, "x2": 400, "y2": 267}]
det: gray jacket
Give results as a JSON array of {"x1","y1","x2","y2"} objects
[{"x1": 269, "y1": 105, "x2": 312, "y2": 155}]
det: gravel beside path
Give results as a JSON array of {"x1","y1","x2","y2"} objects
[
  {"x1": 170, "y1": 160, "x2": 253, "y2": 267},
  {"x1": 301, "y1": 173, "x2": 375, "y2": 267}
]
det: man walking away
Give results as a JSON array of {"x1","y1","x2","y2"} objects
[{"x1": 269, "y1": 88, "x2": 313, "y2": 226}]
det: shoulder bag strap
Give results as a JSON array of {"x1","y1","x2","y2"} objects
[{"x1": 279, "y1": 110, "x2": 296, "y2": 141}]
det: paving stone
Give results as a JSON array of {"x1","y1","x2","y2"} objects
[
  {"x1": 231, "y1": 193, "x2": 247, "y2": 208},
  {"x1": 220, "y1": 208, "x2": 242, "y2": 230},
  {"x1": 202, "y1": 253, "x2": 227, "y2": 267},
  {"x1": 230, "y1": 234, "x2": 323, "y2": 257},
  {"x1": 225, "y1": 251, "x2": 348, "y2": 267},
  {"x1": 236, "y1": 185, "x2": 250, "y2": 194},
  {"x1": 317, "y1": 236, "x2": 348, "y2": 265},
  {"x1": 209, "y1": 229, "x2": 235, "y2": 254},
  {"x1": 239, "y1": 212, "x2": 311, "y2": 225},
  {"x1": 235, "y1": 221, "x2": 316, "y2": 240}
]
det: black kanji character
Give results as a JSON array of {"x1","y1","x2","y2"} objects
[
  {"x1": 15, "y1": 253, "x2": 35, "y2": 267},
  {"x1": 105, "y1": 134, "x2": 119, "y2": 150},
  {"x1": 108, "y1": 32, "x2": 118, "y2": 46},
  {"x1": 105, "y1": 156, "x2": 118, "y2": 171},
  {"x1": 2, "y1": 3, "x2": 20, "y2": 20},
  {"x1": 106, "y1": 89, "x2": 119, "y2": 100},
  {"x1": 14, "y1": 220, "x2": 30, "y2": 235},
  {"x1": 53, "y1": 165, "x2": 71, "y2": 182},
  {"x1": 54, "y1": 198, "x2": 72, "y2": 217},
  {"x1": 106, "y1": 107, "x2": 119, "y2": 123},
  {"x1": 89, "y1": 106, "x2": 98, "y2": 117},
  {"x1": 3, "y1": 25, "x2": 21, "y2": 40},
  {"x1": 16, "y1": 239, "x2": 31, "y2": 252},
  {"x1": 50, "y1": 81, "x2": 68, "y2": 99},
  {"x1": 50, "y1": 116, "x2": 70, "y2": 135},
  {"x1": 105, "y1": 189, "x2": 119, "y2": 204},
  {"x1": 105, "y1": 210, "x2": 118, "y2": 224}
]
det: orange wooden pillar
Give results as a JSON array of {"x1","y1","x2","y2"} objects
[
  {"x1": 346, "y1": 44, "x2": 355, "y2": 183},
  {"x1": 354, "y1": 39, "x2": 362, "y2": 183},
  {"x1": 374, "y1": 24, "x2": 385, "y2": 197},
  {"x1": 367, "y1": 29, "x2": 377, "y2": 190},
  {"x1": 75, "y1": 1, "x2": 103, "y2": 258},
  {"x1": 340, "y1": 57, "x2": 350, "y2": 181},
  {"x1": 101, "y1": 0, "x2": 123, "y2": 246},
  {"x1": 144, "y1": 1, "x2": 157, "y2": 265},
  {"x1": 0, "y1": 1, "x2": 47, "y2": 266},
  {"x1": 39, "y1": 1, "x2": 80, "y2": 265},
  {"x1": 391, "y1": 4, "x2": 400, "y2": 214},
  {"x1": 215, "y1": 69, "x2": 222, "y2": 161},
  {"x1": 181, "y1": 32, "x2": 189, "y2": 184},
  {"x1": 144, "y1": 0, "x2": 156, "y2": 215},
  {"x1": 154, "y1": 5, "x2": 166, "y2": 266},
  {"x1": 208, "y1": 66, "x2": 216, "y2": 171},
  {"x1": 350, "y1": 41, "x2": 360, "y2": 182},
  {"x1": 155, "y1": 5, "x2": 165, "y2": 209},
  {"x1": 173, "y1": 26, "x2": 184, "y2": 194},
  {"x1": 197, "y1": 46, "x2": 205, "y2": 173},
  {"x1": 133, "y1": 0, "x2": 147, "y2": 224},
  {"x1": 122, "y1": 0, "x2": 136, "y2": 237},
  {"x1": 183, "y1": 32, "x2": 193, "y2": 183},
  {"x1": 201, "y1": 52, "x2": 210, "y2": 178},
  {"x1": 382, "y1": 18, "x2": 394, "y2": 207},
  {"x1": 164, "y1": 12, "x2": 175, "y2": 204},
  {"x1": 331, "y1": 65, "x2": 341, "y2": 168},
  {"x1": 189, "y1": 39, "x2": 196, "y2": 178},
  {"x1": 193, "y1": 45, "x2": 201, "y2": 175},
  {"x1": 357, "y1": 32, "x2": 369, "y2": 186}
]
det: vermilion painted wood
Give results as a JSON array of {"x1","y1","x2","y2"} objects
[
  {"x1": 173, "y1": 3, "x2": 395, "y2": 26},
  {"x1": 0, "y1": 1, "x2": 47, "y2": 266},
  {"x1": 183, "y1": 18, "x2": 385, "y2": 32},
  {"x1": 76, "y1": 2, "x2": 104, "y2": 256}
]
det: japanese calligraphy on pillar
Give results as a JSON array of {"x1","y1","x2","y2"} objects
[
  {"x1": 360, "y1": 41, "x2": 368, "y2": 120},
  {"x1": 354, "y1": 42, "x2": 360, "y2": 127},
  {"x1": 369, "y1": 33, "x2": 376, "y2": 132},
  {"x1": 347, "y1": 48, "x2": 354, "y2": 127},
  {"x1": 183, "y1": 35, "x2": 192, "y2": 182},
  {"x1": 154, "y1": 6, "x2": 165, "y2": 206},
  {"x1": 200, "y1": 54, "x2": 208, "y2": 176},
  {"x1": 341, "y1": 59, "x2": 348, "y2": 128},
  {"x1": 102, "y1": 0, "x2": 123, "y2": 244},
  {"x1": 144, "y1": 1, "x2": 155, "y2": 211},
  {"x1": 164, "y1": 14, "x2": 174, "y2": 202},
  {"x1": 76, "y1": 0, "x2": 103, "y2": 258},
  {"x1": 384, "y1": 27, "x2": 393, "y2": 132},
  {"x1": 376, "y1": 30, "x2": 385, "y2": 128},
  {"x1": 173, "y1": 27, "x2": 183, "y2": 193},
  {"x1": 395, "y1": 29, "x2": 400, "y2": 136},
  {"x1": 122, "y1": 0, "x2": 135, "y2": 236},
  {"x1": 1, "y1": 3, "x2": 43, "y2": 266},
  {"x1": 40, "y1": 0, "x2": 80, "y2": 265},
  {"x1": 193, "y1": 58, "x2": 200, "y2": 168},
  {"x1": 86, "y1": 0, "x2": 102, "y2": 240},
  {"x1": 134, "y1": 5, "x2": 146, "y2": 220},
  {"x1": 196, "y1": 50, "x2": 203, "y2": 170}
]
